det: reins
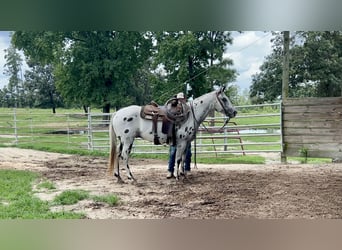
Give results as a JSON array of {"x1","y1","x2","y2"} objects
[{"x1": 190, "y1": 101, "x2": 199, "y2": 169}]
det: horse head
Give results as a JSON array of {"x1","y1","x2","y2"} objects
[{"x1": 214, "y1": 86, "x2": 237, "y2": 119}]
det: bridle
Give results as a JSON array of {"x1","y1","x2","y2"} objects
[
  {"x1": 215, "y1": 91, "x2": 232, "y2": 129},
  {"x1": 188, "y1": 91, "x2": 233, "y2": 169},
  {"x1": 189, "y1": 91, "x2": 233, "y2": 133}
]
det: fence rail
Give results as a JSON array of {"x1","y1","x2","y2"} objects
[
  {"x1": 0, "y1": 109, "x2": 89, "y2": 151},
  {"x1": 88, "y1": 103, "x2": 282, "y2": 156},
  {"x1": 0, "y1": 103, "x2": 282, "y2": 157}
]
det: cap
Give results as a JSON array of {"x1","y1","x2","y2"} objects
[{"x1": 176, "y1": 92, "x2": 185, "y2": 99}]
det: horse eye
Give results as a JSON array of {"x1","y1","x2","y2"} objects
[{"x1": 222, "y1": 97, "x2": 227, "y2": 103}]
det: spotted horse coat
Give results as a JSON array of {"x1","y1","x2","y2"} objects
[{"x1": 108, "y1": 87, "x2": 237, "y2": 182}]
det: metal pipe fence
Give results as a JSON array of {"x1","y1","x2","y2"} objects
[
  {"x1": 87, "y1": 103, "x2": 282, "y2": 156},
  {"x1": 0, "y1": 109, "x2": 89, "y2": 151},
  {"x1": 0, "y1": 103, "x2": 282, "y2": 157}
]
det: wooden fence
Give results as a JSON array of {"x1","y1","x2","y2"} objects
[{"x1": 282, "y1": 97, "x2": 342, "y2": 159}]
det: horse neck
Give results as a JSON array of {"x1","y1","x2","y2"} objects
[{"x1": 190, "y1": 92, "x2": 215, "y2": 127}]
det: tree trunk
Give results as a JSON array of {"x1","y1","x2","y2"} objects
[
  {"x1": 282, "y1": 31, "x2": 290, "y2": 100},
  {"x1": 209, "y1": 40, "x2": 215, "y2": 126},
  {"x1": 102, "y1": 103, "x2": 111, "y2": 123},
  {"x1": 49, "y1": 92, "x2": 56, "y2": 114}
]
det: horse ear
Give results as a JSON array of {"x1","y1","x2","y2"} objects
[{"x1": 220, "y1": 86, "x2": 226, "y2": 93}]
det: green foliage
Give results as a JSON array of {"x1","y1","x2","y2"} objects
[
  {"x1": 24, "y1": 63, "x2": 63, "y2": 112},
  {"x1": 249, "y1": 52, "x2": 282, "y2": 103},
  {"x1": 3, "y1": 45, "x2": 24, "y2": 107},
  {"x1": 7, "y1": 31, "x2": 240, "y2": 110},
  {"x1": 152, "y1": 31, "x2": 237, "y2": 102},
  {"x1": 299, "y1": 147, "x2": 309, "y2": 164},
  {"x1": 12, "y1": 31, "x2": 153, "y2": 111},
  {"x1": 250, "y1": 31, "x2": 342, "y2": 103}
]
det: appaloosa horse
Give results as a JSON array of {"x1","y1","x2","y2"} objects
[{"x1": 108, "y1": 87, "x2": 237, "y2": 182}]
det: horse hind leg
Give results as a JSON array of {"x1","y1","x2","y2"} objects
[
  {"x1": 115, "y1": 142, "x2": 125, "y2": 183},
  {"x1": 121, "y1": 140, "x2": 136, "y2": 181}
]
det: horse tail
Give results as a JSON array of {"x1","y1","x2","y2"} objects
[{"x1": 108, "y1": 114, "x2": 117, "y2": 176}]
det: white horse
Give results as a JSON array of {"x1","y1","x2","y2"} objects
[{"x1": 108, "y1": 86, "x2": 237, "y2": 182}]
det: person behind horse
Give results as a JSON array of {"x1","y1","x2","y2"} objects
[{"x1": 167, "y1": 92, "x2": 192, "y2": 179}]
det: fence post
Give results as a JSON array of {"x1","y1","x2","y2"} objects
[
  {"x1": 223, "y1": 127, "x2": 227, "y2": 151},
  {"x1": 13, "y1": 108, "x2": 18, "y2": 146},
  {"x1": 66, "y1": 113, "x2": 70, "y2": 148},
  {"x1": 87, "y1": 107, "x2": 93, "y2": 151},
  {"x1": 280, "y1": 101, "x2": 287, "y2": 163}
]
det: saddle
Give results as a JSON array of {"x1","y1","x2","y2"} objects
[{"x1": 140, "y1": 99, "x2": 190, "y2": 145}]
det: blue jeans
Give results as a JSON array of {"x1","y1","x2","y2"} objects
[{"x1": 168, "y1": 143, "x2": 192, "y2": 173}]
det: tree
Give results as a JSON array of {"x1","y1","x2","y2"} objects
[
  {"x1": 12, "y1": 31, "x2": 153, "y2": 112},
  {"x1": 3, "y1": 45, "x2": 23, "y2": 107},
  {"x1": 153, "y1": 31, "x2": 236, "y2": 102},
  {"x1": 250, "y1": 31, "x2": 342, "y2": 103},
  {"x1": 249, "y1": 52, "x2": 283, "y2": 103},
  {"x1": 24, "y1": 62, "x2": 63, "y2": 113},
  {"x1": 299, "y1": 31, "x2": 342, "y2": 97}
]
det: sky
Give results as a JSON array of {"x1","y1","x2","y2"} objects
[{"x1": 0, "y1": 31, "x2": 273, "y2": 93}]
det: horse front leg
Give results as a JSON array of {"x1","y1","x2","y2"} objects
[
  {"x1": 175, "y1": 143, "x2": 186, "y2": 180},
  {"x1": 175, "y1": 158, "x2": 182, "y2": 181}
]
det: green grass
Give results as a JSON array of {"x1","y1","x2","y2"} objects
[
  {"x1": 132, "y1": 152, "x2": 265, "y2": 164},
  {"x1": 53, "y1": 190, "x2": 90, "y2": 205},
  {"x1": 287, "y1": 157, "x2": 332, "y2": 164},
  {"x1": 196, "y1": 154, "x2": 265, "y2": 164},
  {"x1": 0, "y1": 170, "x2": 120, "y2": 219},
  {"x1": 0, "y1": 170, "x2": 85, "y2": 219},
  {"x1": 37, "y1": 181, "x2": 56, "y2": 190},
  {"x1": 53, "y1": 190, "x2": 120, "y2": 206},
  {"x1": 92, "y1": 194, "x2": 120, "y2": 206}
]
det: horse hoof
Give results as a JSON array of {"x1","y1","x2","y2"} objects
[{"x1": 117, "y1": 178, "x2": 125, "y2": 184}]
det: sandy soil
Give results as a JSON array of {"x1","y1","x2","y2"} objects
[{"x1": 1, "y1": 147, "x2": 342, "y2": 219}]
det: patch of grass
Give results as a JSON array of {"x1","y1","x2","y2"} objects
[
  {"x1": 0, "y1": 170, "x2": 85, "y2": 219},
  {"x1": 92, "y1": 194, "x2": 119, "y2": 206},
  {"x1": 134, "y1": 152, "x2": 265, "y2": 164},
  {"x1": 53, "y1": 190, "x2": 119, "y2": 206},
  {"x1": 53, "y1": 190, "x2": 90, "y2": 205},
  {"x1": 15, "y1": 144, "x2": 108, "y2": 157},
  {"x1": 37, "y1": 181, "x2": 56, "y2": 190},
  {"x1": 197, "y1": 154, "x2": 265, "y2": 164},
  {"x1": 288, "y1": 157, "x2": 332, "y2": 164},
  {"x1": 132, "y1": 153, "x2": 168, "y2": 161}
]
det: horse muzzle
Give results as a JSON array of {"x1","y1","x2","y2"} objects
[{"x1": 225, "y1": 109, "x2": 237, "y2": 119}]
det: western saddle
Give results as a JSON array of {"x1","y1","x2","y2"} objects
[{"x1": 140, "y1": 98, "x2": 189, "y2": 145}]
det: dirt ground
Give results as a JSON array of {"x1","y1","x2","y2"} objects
[{"x1": 1, "y1": 147, "x2": 342, "y2": 219}]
